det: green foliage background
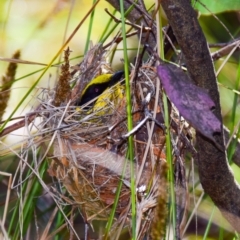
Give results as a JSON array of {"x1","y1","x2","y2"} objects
[{"x1": 0, "y1": 0, "x2": 240, "y2": 239}]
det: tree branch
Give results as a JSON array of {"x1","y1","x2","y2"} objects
[
  {"x1": 161, "y1": 0, "x2": 240, "y2": 232},
  {"x1": 105, "y1": 0, "x2": 157, "y2": 48},
  {"x1": 104, "y1": 1, "x2": 240, "y2": 167}
]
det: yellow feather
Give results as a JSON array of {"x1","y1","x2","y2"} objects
[{"x1": 92, "y1": 82, "x2": 124, "y2": 115}]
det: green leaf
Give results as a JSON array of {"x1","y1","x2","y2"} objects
[{"x1": 194, "y1": 0, "x2": 240, "y2": 15}]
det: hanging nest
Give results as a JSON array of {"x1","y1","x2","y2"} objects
[{"x1": 44, "y1": 44, "x2": 168, "y2": 238}]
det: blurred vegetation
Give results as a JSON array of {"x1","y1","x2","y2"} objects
[
  {"x1": 199, "y1": 11, "x2": 240, "y2": 126},
  {"x1": 0, "y1": 0, "x2": 240, "y2": 239}
]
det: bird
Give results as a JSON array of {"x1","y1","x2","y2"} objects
[{"x1": 77, "y1": 71, "x2": 125, "y2": 115}]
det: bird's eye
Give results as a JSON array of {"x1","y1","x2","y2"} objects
[{"x1": 94, "y1": 87, "x2": 100, "y2": 93}]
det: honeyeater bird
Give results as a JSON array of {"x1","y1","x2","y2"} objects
[{"x1": 77, "y1": 71, "x2": 124, "y2": 114}]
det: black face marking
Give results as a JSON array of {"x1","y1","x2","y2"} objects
[
  {"x1": 108, "y1": 71, "x2": 124, "y2": 87},
  {"x1": 78, "y1": 82, "x2": 109, "y2": 106},
  {"x1": 77, "y1": 71, "x2": 125, "y2": 107}
]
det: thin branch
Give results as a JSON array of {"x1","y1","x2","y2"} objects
[
  {"x1": 105, "y1": 0, "x2": 157, "y2": 49},
  {"x1": 211, "y1": 39, "x2": 240, "y2": 61}
]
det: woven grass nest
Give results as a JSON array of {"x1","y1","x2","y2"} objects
[{"x1": 46, "y1": 44, "x2": 168, "y2": 237}]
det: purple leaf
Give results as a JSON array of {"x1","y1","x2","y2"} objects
[{"x1": 157, "y1": 64, "x2": 221, "y2": 142}]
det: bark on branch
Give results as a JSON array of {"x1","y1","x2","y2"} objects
[{"x1": 160, "y1": 0, "x2": 240, "y2": 232}]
